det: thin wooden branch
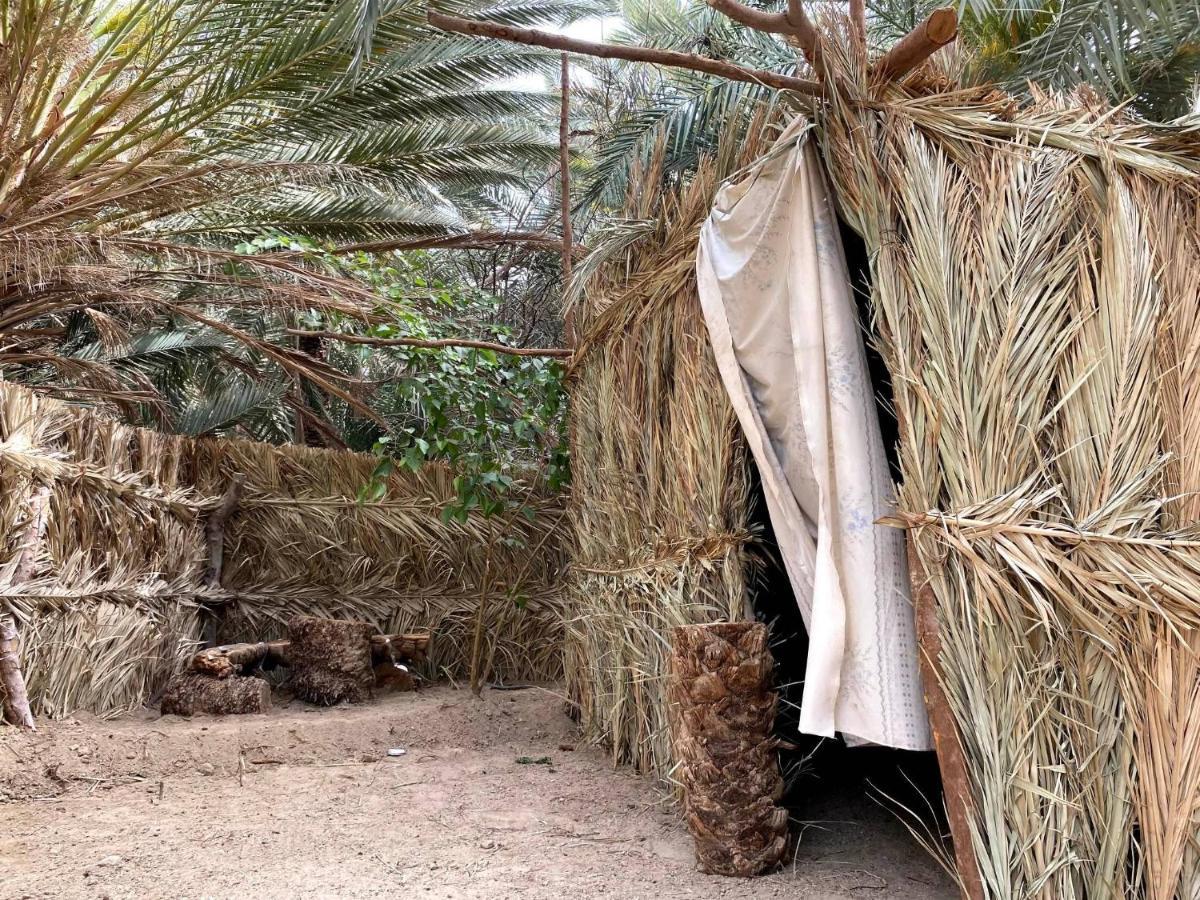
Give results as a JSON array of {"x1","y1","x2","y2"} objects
[
  {"x1": 872, "y1": 7, "x2": 957, "y2": 83},
  {"x1": 907, "y1": 535, "x2": 985, "y2": 900},
  {"x1": 305, "y1": 230, "x2": 583, "y2": 257},
  {"x1": 285, "y1": 328, "x2": 573, "y2": 359},
  {"x1": 427, "y1": 10, "x2": 821, "y2": 97},
  {"x1": 0, "y1": 485, "x2": 49, "y2": 730},
  {"x1": 203, "y1": 474, "x2": 245, "y2": 647},
  {"x1": 560, "y1": 54, "x2": 577, "y2": 349}
]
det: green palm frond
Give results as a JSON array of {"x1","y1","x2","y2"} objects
[
  {"x1": 0, "y1": 0, "x2": 601, "y2": 428},
  {"x1": 175, "y1": 375, "x2": 287, "y2": 436}
]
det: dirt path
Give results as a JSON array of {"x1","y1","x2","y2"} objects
[{"x1": 1, "y1": 686, "x2": 954, "y2": 899}]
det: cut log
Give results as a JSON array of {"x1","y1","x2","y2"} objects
[
  {"x1": 288, "y1": 616, "x2": 374, "y2": 705},
  {"x1": 0, "y1": 615, "x2": 35, "y2": 729},
  {"x1": 160, "y1": 672, "x2": 271, "y2": 717},
  {"x1": 871, "y1": 7, "x2": 958, "y2": 83},
  {"x1": 187, "y1": 632, "x2": 430, "y2": 679},
  {"x1": 373, "y1": 662, "x2": 416, "y2": 693},
  {"x1": 668, "y1": 622, "x2": 787, "y2": 877},
  {"x1": 192, "y1": 640, "x2": 290, "y2": 678},
  {"x1": 370, "y1": 632, "x2": 430, "y2": 665}
]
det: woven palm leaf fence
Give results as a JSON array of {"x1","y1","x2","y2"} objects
[
  {"x1": 0, "y1": 380, "x2": 565, "y2": 719},
  {"x1": 815, "y1": 42, "x2": 1200, "y2": 899},
  {"x1": 563, "y1": 117, "x2": 785, "y2": 778}
]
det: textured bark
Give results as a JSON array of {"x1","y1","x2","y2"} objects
[
  {"x1": 190, "y1": 632, "x2": 429, "y2": 680},
  {"x1": 668, "y1": 622, "x2": 787, "y2": 877},
  {"x1": 907, "y1": 536, "x2": 984, "y2": 900},
  {"x1": 288, "y1": 616, "x2": 374, "y2": 705},
  {"x1": 0, "y1": 614, "x2": 35, "y2": 728},
  {"x1": 192, "y1": 640, "x2": 290, "y2": 678},
  {"x1": 160, "y1": 673, "x2": 271, "y2": 716},
  {"x1": 0, "y1": 485, "x2": 49, "y2": 729}
]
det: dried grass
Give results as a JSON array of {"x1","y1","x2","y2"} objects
[
  {"x1": 0, "y1": 380, "x2": 565, "y2": 718},
  {"x1": 564, "y1": 115, "x2": 782, "y2": 778},
  {"x1": 819, "y1": 40, "x2": 1200, "y2": 898}
]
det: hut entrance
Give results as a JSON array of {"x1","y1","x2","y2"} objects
[{"x1": 731, "y1": 210, "x2": 947, "y2": 863}]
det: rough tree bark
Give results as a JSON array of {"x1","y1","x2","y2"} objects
[
  {"x1": 288, "y1": 616, "x2": 375, "y2": 705},
  {"x1": 668, "y1": 622, "x2": 788, "y2": 876},
  {"x1": 0, "y1": 484, "x2": 49, "y2": 729},
  {"x1": 161, "y1": 672, "x2": 271, "y2": 717}
]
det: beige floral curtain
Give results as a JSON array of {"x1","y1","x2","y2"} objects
[{"x1": 696, "y1": 119, "x2": 931, "y2": 751}]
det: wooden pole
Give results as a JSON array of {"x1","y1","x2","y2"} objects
[
  {"x1": 559, "y1": 53, "x2": 576, "y2": 348},
  {"x1": 203, "y1": 474, "x2": 245, "y2": 647},
  {"x1": 871, "y1": 7, "x2": 957, "y2": 83},
  {"x1": 427, "y1": 11, "x2": 822, "y2": 97},
  {"x1": 0, "y1": 484, "x2": 50, "y2": 729},
  {"x1": 907, "y1": 534, "x2": 985, "y2": 900}
]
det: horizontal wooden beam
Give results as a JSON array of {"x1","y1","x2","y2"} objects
[
  {"x1": 285, "y1": 328, "x2": 573, "y2": 359},
  {"x1": 316, "y1": 230, "x2": 583, "y2": 257},
  {"x1": 427, "y1": 10, "x2": 821, "y2": 97}
]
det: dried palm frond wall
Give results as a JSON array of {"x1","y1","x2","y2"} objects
[
  {"x1": 818, "y1": 46, "x2": 1200, "y2": 899},
  {"x1": 565, "y1": 118, "x2": 781, "y2": 779},
  {"x1": 0, "y1": 380, "x2": 564, "y2": 718}
]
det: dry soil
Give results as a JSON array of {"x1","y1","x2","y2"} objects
[{"x1": 0, "y1": 685, "x2": 956, "y2": 899}]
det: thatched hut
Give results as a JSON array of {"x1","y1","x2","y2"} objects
[{"x1": 510, "y1": 10, "x2": 1200, "y2": 900}]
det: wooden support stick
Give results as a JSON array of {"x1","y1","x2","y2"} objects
[
  {"x1": 0, "y1": 485, "x2": 49, "y2": 729},
  {"x1": 203, "y1": 474, "x2": 245, "y2": 646},
  {"x1": 559, "y1": 53, "x2": 577, "y2": 348},
  {"x1": 427, "y1": 11, "x2": 822, "y2": 97},
  {"x1": 907, "y1": 534, "x2": 984, "y2": 900},
  {"x1": 871, "y1": 7, "x2": 957, "y2": 83},
  {"x1": 284, "y1": 329, "x2": 572, "y2": 359},
  {"x1": 704, "y1": 0, "x2": 819, "y2": 56}
]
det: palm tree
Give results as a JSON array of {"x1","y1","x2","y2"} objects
[{"x1": 0, "y1": 0, "x2": 602, "y2": 429}]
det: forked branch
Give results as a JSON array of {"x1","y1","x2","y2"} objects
[
  {"x1": 704, "y1": 0, "x2": 820, "y2": 61},
  {"x1": 427, "y1": 11, "x2": 821, "y2": 96}
]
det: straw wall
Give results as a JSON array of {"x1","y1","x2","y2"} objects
[
  {"x1": 565, "y1": 125, "x2": 777, "y2": 778},
  {"x1": 0, "y1": 380, "x2": 565, "y2": 718},
  {"x1": 820, "y1": 48, "x2": 1200, "y2": 899}
]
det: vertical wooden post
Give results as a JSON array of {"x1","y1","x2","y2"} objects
[
  {"x1": 0, "y1": 484, "x2": 50, "y2": 729},
  {"x1": 203, "y1": 474, "x2": 245, "y2": 647},
  {"x1": 559, "y1": 52, "x2": 576, "y2": 348},
  {"x1": 907, "y1": 533, "x2": 985, "y2": 900}
]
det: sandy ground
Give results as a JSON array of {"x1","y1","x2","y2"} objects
[{"x1": 0, "y1": 685, "x2": 956, "y2": 900}]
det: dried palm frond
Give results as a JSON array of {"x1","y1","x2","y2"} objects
[
  {"x1": 0, "y1": 379, "x2": 566, "y2": 717},
  {"x1": 564, "y1": 108, "x2": 777, "y2": 778},
  {"x1": 818, "y1": 31, "x2": 1200, "y2": 898}
]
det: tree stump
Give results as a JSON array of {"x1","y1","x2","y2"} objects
[
  {"x1": 668, "y1": 622, "x2": 788, "y2": 876},
  {"x1": 287, "y1": 616, "x2": 374, "y2": 705},
  {"x1": 160, "y1": 673, "x2": 271, "y2": 716}
]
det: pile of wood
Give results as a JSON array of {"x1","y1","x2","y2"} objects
[
  {"x1": 161, "y1": 617, "x2": 430, "y2": 717},
  {"x1": 668, "y1": 622, "x2": 788, "y2": 877}
]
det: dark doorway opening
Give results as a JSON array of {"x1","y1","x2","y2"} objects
[{"x1": 739, "y1": 214, "x2": 952, "y2": 888}]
